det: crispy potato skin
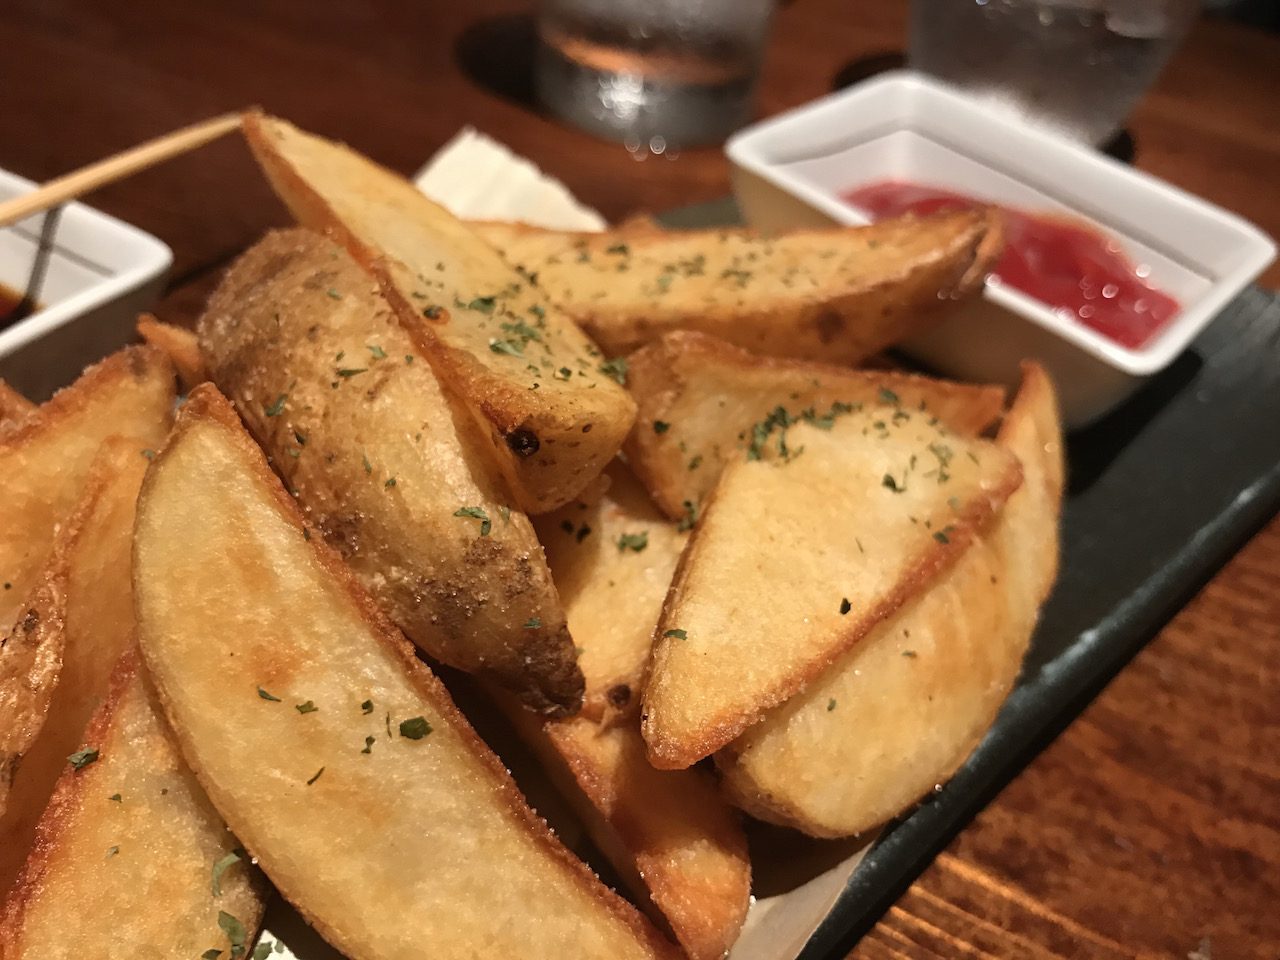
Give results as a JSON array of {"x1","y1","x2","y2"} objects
[
  {"x1": 0, "y1": 381, "x2": 35, "y2": 428},
  {"x1": 533, "y1": 464, "x2": 687, "y2": 721},
  {"x1": 476, "y1": 210, "x2": 1003, "y2": 364},
  {"x1": 0, "y1": 347, "x2": 174, "y2": 632},
  {"x1": 624, "y1": 330, "x2": 1007, "y2": 519},
  {"x1": 136, "y1": 315, "x2": 209, "y2": 389},
  {"x1": 641, "y1": 409, "x2": 1024, "y2": 769},
  {"x1": 241, "y1": 113, "x2": 636, "y2": 514},
  {"x1": 0, "y1": 439, "x2": 150, "y2": 896},
  {"x1": 134, "y1": 386, "x2": 679, "y2": 960},
  {"x1": 198, "y1": 229, "x2": 583, "y2": 716},
  {"x1": 0, "y1": 651, "x2": 267, "y2": 958},
  {"x1": 716, "y1": 363, "x2": 1063, "y2": 837}
]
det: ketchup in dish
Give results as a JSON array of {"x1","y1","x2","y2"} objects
[{"x1": 843, "y1": 180, "x2": 1180, "y2": 350}]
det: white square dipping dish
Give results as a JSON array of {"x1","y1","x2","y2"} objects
[
  {"x1": 0, "y1": 167, "x2": 173, "y2": 401},
  {"x1": 726, "y1": 70, "x2": 1276, "y2": 427}
]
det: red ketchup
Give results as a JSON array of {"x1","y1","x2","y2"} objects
[{"x1": 843, "y1": 180, "x2": 1180, "y2": 350}]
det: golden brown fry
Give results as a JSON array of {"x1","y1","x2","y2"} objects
[
  {"x1": 534, "y1": 464, "x2": 687, "y2": 721},
  {"x1": 0, "y1": 380, "x2": 35, "y2": 428},
  {"x1": 136, "y1": 314, "x2": 208, "y2": 389},
  {"x1": 0, "y1": 439, "x2": 151, "y2": 896},
  {"x1": 134, "y1": 385, "x2": 680, "y2": 960},
  {"x1": 242, "y1": 112, "x2": 637, "y2": 514},
  {"x1": 0, "y1": 346, "x2": 173, "y2": 631},
  {"x1": 717, "y1": 363, "x2": 1064, "y2": 837},
  {"x1": 642, "y1": 408, "x2": 1023, "y2": 769},
  {"x1": 625, "y1": 330, "x2": 1007, "y2": 519},
  {"x1": 0, "y1": 651, "x2": 267, "y2": 958},
  {"x1": 198, "y1": 229, "x2": 582, "y2": 716},
  {"x1": 475, "y1": 210, "x2": 1002, "y2": 363}
]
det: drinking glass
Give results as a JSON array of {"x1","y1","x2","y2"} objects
[
  {"x1": 535, "y1": 0, "x2": 775, "y2": 152},
  {"x1": 909, "y1": 0, "x2": 1200, "y2": 145}
]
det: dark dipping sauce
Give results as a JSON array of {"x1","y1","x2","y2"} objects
[
  {"x1": 843, "y1": 180, "x2": 1180, "y2": 350},
  {"x1": 0, "y1": 282, "x2": 39, "y2": 329}
]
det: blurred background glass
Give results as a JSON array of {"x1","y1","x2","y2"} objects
[
  {"x1": 535, "y1": 0, "x2": 775, "y2": 152},
  {"x1": 909, "y1": 0, "x2": 1201, "y2": 145}
]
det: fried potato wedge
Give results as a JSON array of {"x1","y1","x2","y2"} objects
[
  {"x1": 534, "y1": 463, "x2": 687, "y2": 721},
  {"x1": 0, "y1": 380, "x2": 34, "y2": 428},
  {"x1": 642, "y1": 408, "x2": 1023, "y2": 768},
  {"x1": 0, "y1": 651, "x2": 267, "y2": 958},
  {"x1": 134, "y1": 385, "x2": 678, "y2": 960},
  {"x1": 0, "y1": 439, "x2": 150, "y2": 895},
  {"x1": 136, "y1": 314, "x2": 208, "y2": 389},
  {"x1": 0, "y1": 577, "x2": 65, "y2": 818},
  {"x1": 504, "y1": 709, "x2": 750, "y2": 960},
  {"x1": 198, "y1": 229, "x2": 582, "y2": 716},
  {"x1": 0, "y1": 346, "x2": 173, "y2": 631},
  {"x1": 625, "y1": 331, "x2": 1006, "y2": 519},
  {"x1": 716, "y1": 363, "x2": 1064, "y2": 836},
  {"x1": 242, "y1": 113, "x2": 637, "y2": 513},
  {"x1": 474, "y1": 210, "x2": 1002, "y2": 363}
]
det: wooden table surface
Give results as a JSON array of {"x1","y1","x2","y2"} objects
[{"x1": 4, "y1": 1, "x2": 1278, "y2": 956}]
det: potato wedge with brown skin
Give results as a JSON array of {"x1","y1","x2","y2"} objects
[
  {"x1": 198, "y1": 229, "x2": 582, "y2": 717},
  {"x1": 136, "y1": 314, "x2": 208, "y2": 389},
  {"x1": 242, "y1": 113, "x2": 637, "y2": 514},
  {"x1": 0, "y1": 650, "x2": 267, "y2": 959},
  {"x1": 0, "y1": 438, "x2": 150, "y2": 896},
  {"x1": 0, "y1": 380, "x2": 35, "y2": 428},
  {"x1": 534, "y1": 463, "x2": 687, "y2": 721},
  {"x1": 716, "y1": 363, "x2": 1064, "y2": 837},
  {"x1": 474, "y1": 209, "x2": 1002, "y2": 363},
  {"x1": 642, "y1": 406, "x2": 1023, "y2": 769},
  {"x1": 134, "y1": 385, "x2": 679, "y2": 960},
  {"x1": 503, "y1": 709, "x2": 750, "y2": 960},
  {"x1": 0, "y1": 577, "x2": 65, "y2": 818},
  {"x1": 625, "y1": 330, "x2": 1007, "y2": 520},
  {"x1": 0, "y1": 346, "x2": 173, "y2": 631}
]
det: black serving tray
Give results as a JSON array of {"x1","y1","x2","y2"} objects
[{"x1": 660, "y1": 200, "x2": 1280, "y2": 958}]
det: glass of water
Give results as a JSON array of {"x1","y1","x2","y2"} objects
[
  {"x1": 535, "y1": 0, "x2": 775, "y2": 152},
  {"x1": 909, "y1": 0, "x2": 1200, "y2": 145}
]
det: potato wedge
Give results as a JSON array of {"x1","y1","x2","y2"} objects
[
  {"x1": 136, "y1": 314, "x2": 208, "y2": 389},
  {"x1": 0, "y1": 346, "x2": 173, "y2": 631},
  {"x1": 474, "y1": 210, "x2": 1002, "y2": 363},
  {"x1": 504, "y1": 709, "x2": 750, "y2": 960},
  {"x1": 198, "y1": 229, "x2": 582, "y2": 716},
  {"x1": 0, "y1": 650, "x2": 267, "y2": 958},
  {"x1": 0, "y1": 380, "x2": 34, "y2": 427},
  {"x1": 0, "y1": 438, "x2": 150, "y2": 895},
  {"x1": 625, "y1": 331, "x2": 1006, "y2": 519},
  {"x1": 534, "y1": 463, "x2": 687, "y2": 721},
  {"x1": 242, "y1": 113, "x2": 637, "y2": 514},
  {"x1": 134, "y1": 385, "x2": 678, "y2": 960},
  {"x1": 716, "y1": 362, "x2": 1064, "y2": 836},
  {"x1": 642, "y1": 407, "x2": 1024, "y2": 768},
  {"x1": 0, "y1": 577, "x2": 65, "y2": 818}
]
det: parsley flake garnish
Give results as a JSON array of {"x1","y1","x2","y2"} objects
[
  {"x1": 653, "y1": 420, "x2": 670, "y2": 434},
  {"x1": 677, "y1": 500, "x2": 699, "y2": 532},
  {"x1": 399, "y1": 716, "x2": 432, "y2": 740},
  {"x1": 109, "y1": 793, "x2": 122, "y2": 802},
  {"x1": 598, "y1": 357, "x2": 628, "y2": 384},
  {"x1": 488, "y1": 338, "x2": 523, "y2": 357},
  {"x1": 423, "y1": 305, "x2": 443, "y2": 320},
  {"x1": 467, "y1": 296, "x2": 497, "y2": 314},
  {"x1": 306, "y1": 767, "x2": 325, "y2": 786},
  {"x1": 454, "y1": 506, "x2": 492, "y2": 536},
  {"x1": 879, "y1": 387, "x2": 901, "y2": 405},
  {"x1": 616, "y1": 531, "x2": 649, "y2": 553},
  {"x1": 523, "y1": 617, "x2": 542, "y2": 630},
  {"x1": 361, "y1": 735, "x2": 376, "y2": 754},
  {"x1": 141, "y1": 448, "x2": 156, "y2": 461},
  {"x1": 295, "y1": 700, "x2": 318, "y2": 714},
  {"x1": 361, "y1": 699, "x2": 374, "y2": 714},
  {"x1": 106, "y1": 844, "x2": 119, "y2": 859},
  {"x1": 67, "y1": 747, "x2": 99, "y2": 770},
  {"x1": 211, "y1": 848, "x2": 244, "y2": 896},
  {"x1": 902, "y1": 649, "x2": 918, "y2": 658},
  {"x1": 264, "y1": 394, "x2": 287, "y2": 417},
  {"x1": 326, "y1": 288, "x2": 342, "y2": 300},
  {"x1": 217, "y1": 910, "x2": 247, "y2": 958},
  {"x1": 839, "y1": 598, "x2": 852, "y2": 615},
  {"x1": 933, "y1": 526, "x2": 956, "y2": 544},
  {"x1": 257, "y1": 687, "x2": 281, "y2": 702},
  {"x1": 368, "y1": 344, "x2": 387, "y2": 359},
  {"x1": 663, "y1": 628, "x2": 688, "y2": 640},
  {"x1": 202, "y1": 950, "x2": 222, "y2": 959},
  {"x1": 336, "y1": 367, "x2": 367, "y2": 378},
  {"x1": 827, "y1": 698, "x2": 837, "y2": 712},
  {"x1": 882, "y1": 473, "x2": 906, "y2": 493}
]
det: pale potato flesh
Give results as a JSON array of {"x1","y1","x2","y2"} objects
[
  {"x1": 0, "y1": 347, "x2": 173, "y2": 632},
  {"x1": 475, "y1": 210, "x2": 1002, "y2": 364},
  {"x1": 716, "y1": 363, "x2": 1064, "y2": 837},
  {"x1": 642, "y1": 407, "x2": 1024, "y2": 768},
  {"x1": 135, "y1": 314, "x2": 208, "y2": 390},
  {"x1": 198, "y1": 229, "x2": 582, "y2": 716},
  {"x1": 0, "y1": 652, "x2": 266, "y2": 959},
  {"x1": 0, "y1": 440, "x2": 151, "y2": 896},
  {"x1": 242, "y1": 113, "x2": 637, "y2": 514},
  {"x1": 134, "y1": 386, "x2": 678, "y2": 960},
  {"x1": 534, "y1": 463, "x2": 687, "y2": 721},
  {"x1": 624, "y1": 330, "x2": 1007, "y2": 520},
  {"x1": 505, "y1": 709, "x2": 750, "y2": 960}
]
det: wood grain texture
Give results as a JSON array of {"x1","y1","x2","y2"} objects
[{"x1": 1, "y1": 1, "x2": 1276, "y2": 956}]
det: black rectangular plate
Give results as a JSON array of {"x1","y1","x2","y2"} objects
[{"x1": 659, "y1": 200, "x2": 1280, "y2": 957}]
